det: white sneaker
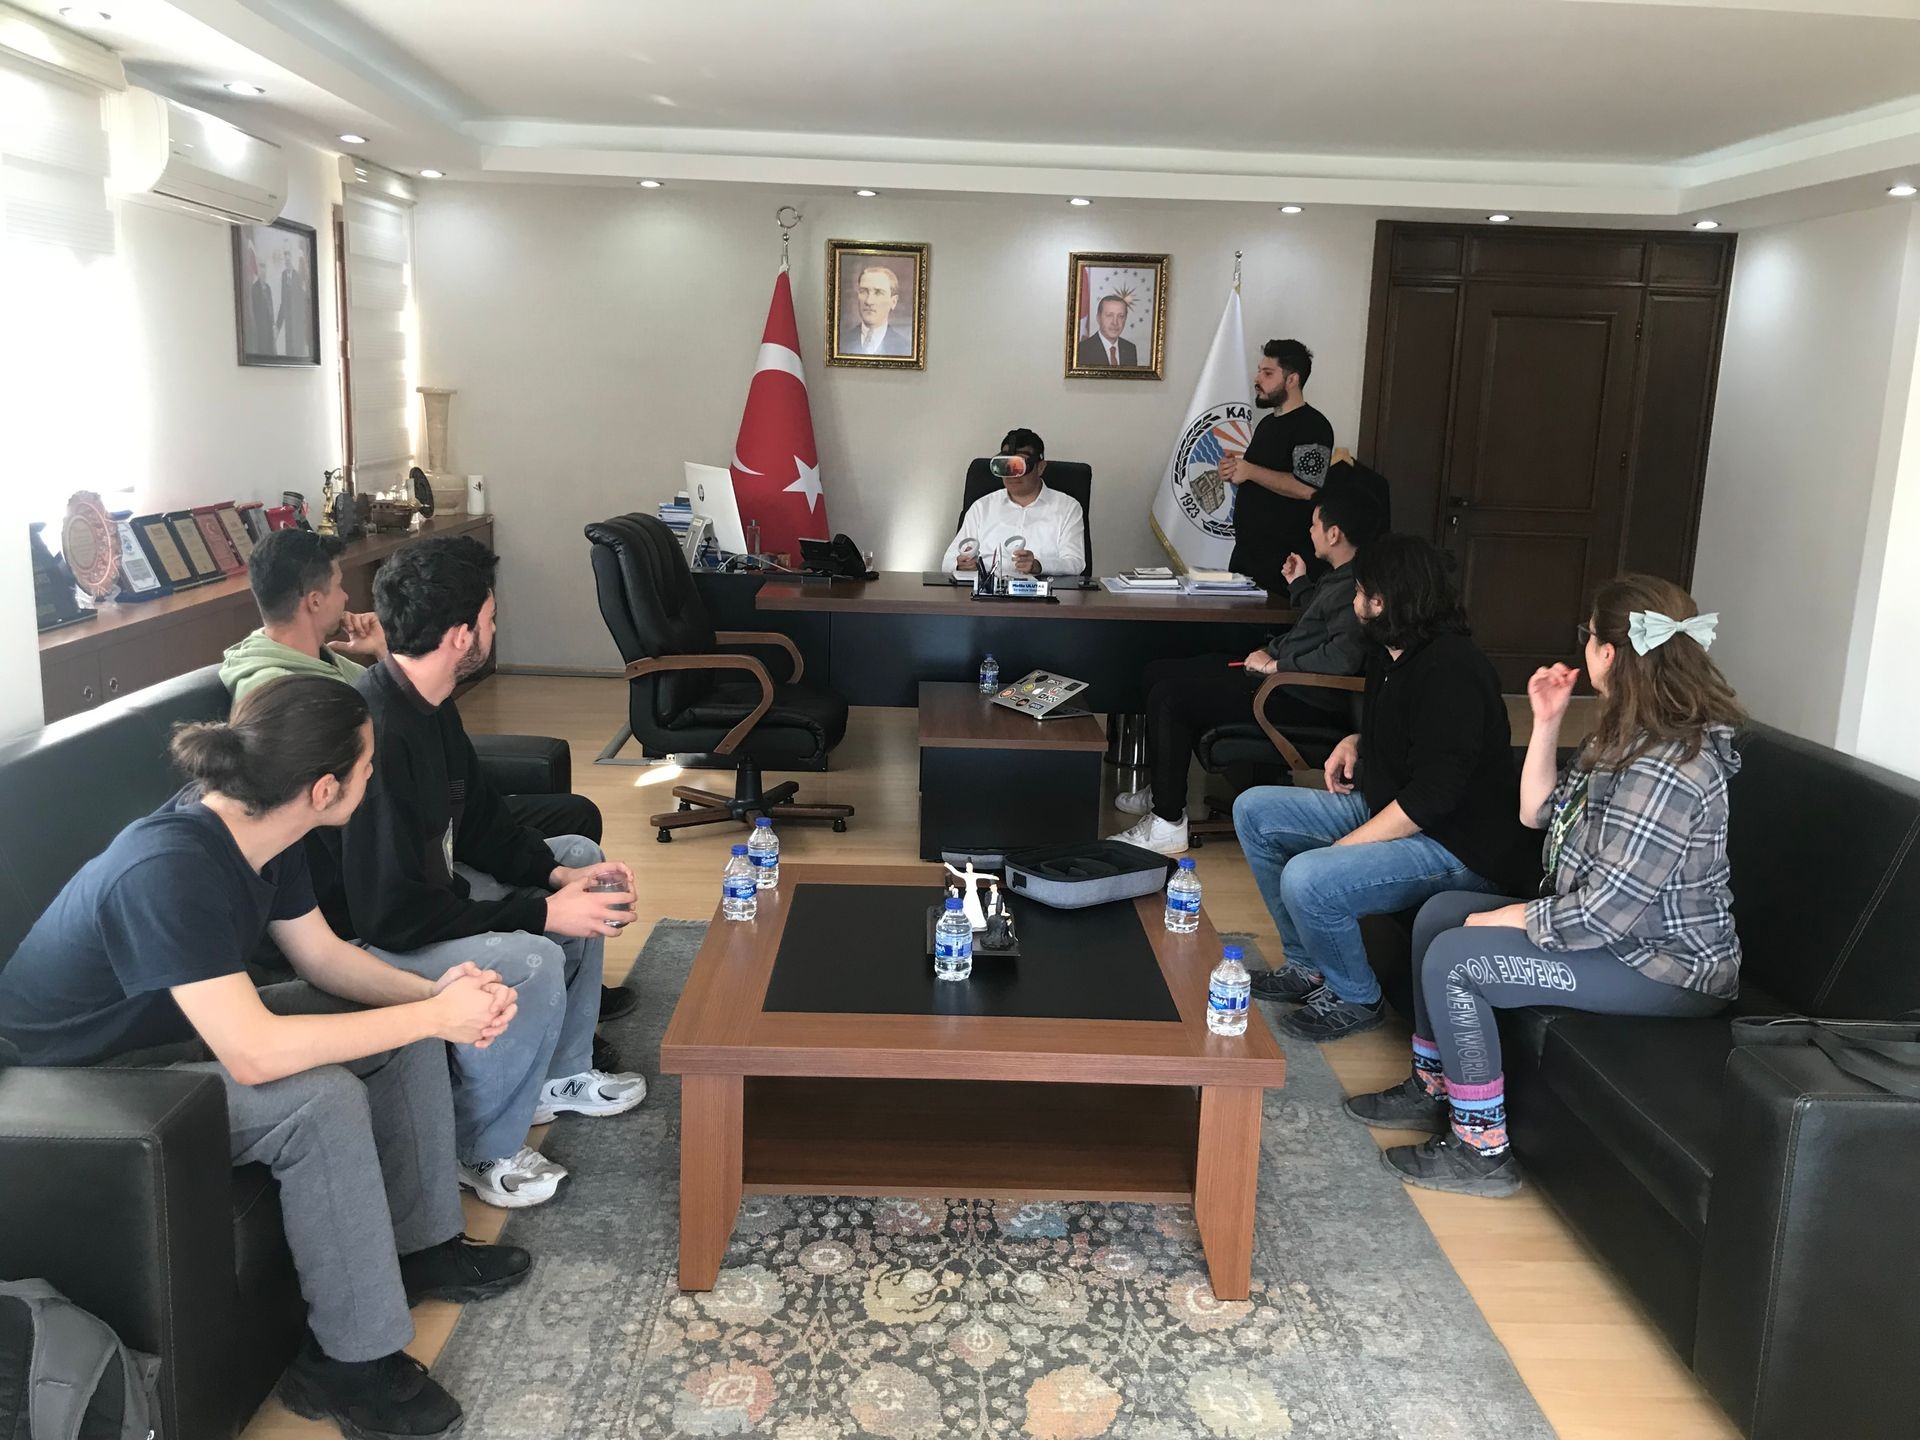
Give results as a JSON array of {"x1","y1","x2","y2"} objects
[
  {"x1": 533, "y1": 1069, "x2": 648, "y2": 1124},
  {"x1": 1113, "y1": 784, "x2": 1154, "y2": 816},
  {"x1": 1107, "y1": 812, "x2": 1189, "y2": 856},
  {"x1": 458, "y1": 1146, "x2": 567, "y2": 1209}
]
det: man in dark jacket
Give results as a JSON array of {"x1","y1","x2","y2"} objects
[
  {"x1": 312, "y1": 536, "x2": 647, "y2": 1208},
  {"x1": 1110, "y1": 481, "x2": 1382, "y2": 855},
  {"x1": 1233, "y1": 535, "x2": 1536, "y2": 1041}
]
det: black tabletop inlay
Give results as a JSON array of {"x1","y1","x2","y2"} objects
[{"x1": 761, "y1": 884, "x2": 1181, "y2": 1021}]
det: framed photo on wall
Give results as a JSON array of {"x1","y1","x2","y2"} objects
[
  {"x1": 233, "y1": 217, "x2": 320, "y2": 367},
  {"x1": 825, "y1": 239, "x2": 928, "y2": 369},
  {"x1": 1066, "y1": 251, "x2": 1168, "y2": 380}
]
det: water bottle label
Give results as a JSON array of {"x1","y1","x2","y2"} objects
[
  {"x1": 723, "y1": 876, "x2": 757, "y2": 900},
  {"x1": 750, "y1": 851, "x2": 777, "y2": 870},
  {"x1": 1207, "y1": 981, "x2": 1249, "y2": 1014},
  {"x1": 935, "y1": 936, "x2": 971, "y2": 961},
  {"x1": 1169, "y1": 893, "x2": 1202, "y2": 915}
]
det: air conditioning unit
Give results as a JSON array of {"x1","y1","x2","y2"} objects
[{"x1": 106, "y1": 87, "x2": 287, "y2": 225}]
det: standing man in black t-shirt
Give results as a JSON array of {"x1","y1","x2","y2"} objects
[{"x1": 1222, "y1": 337, "x2": 1336, "y2": 594}]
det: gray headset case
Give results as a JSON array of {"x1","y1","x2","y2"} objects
[{"x1": 1001, "y1": 840, "x2": 1175, "y2": 909}]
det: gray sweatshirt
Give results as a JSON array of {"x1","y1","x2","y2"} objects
[{"x1": 1263, "y1": 560, "x2": 1365, "y2": 712}]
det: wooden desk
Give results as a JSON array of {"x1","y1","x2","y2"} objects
[
  {"x1": 659, "y1": 862, "x2": 1286, "y2": 1300},
  {"x1": 37, "y1": 514, "x2": 493, "y2": 723},
  {"x1": 748, "y1": 572, "x2": 1297, "y2": 709},
  {"x1": 917, "y1": 681, "x2": 1106, "y2": 859}
]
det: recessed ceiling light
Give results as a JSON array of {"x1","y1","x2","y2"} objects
[
  {"x1": 1279, "y1": 204, "x2": 1303, "y2": 215},
  {"x1": 1693, "y1": 219, "x2": 1720, "y2": 230},
  {"x1": 1487, "y1": 213, "x2": 1512, "y2": 223},
  {"x1": 418, "y1": 168, "x2": 444, "y2": 179},
  {"x1": 637, "y1": 179, "x2": 663, "y2": 188},
  {"x1": 224, "y1": 81, "x2": 265, "y2": 96},
  {"x1": 1069, "y1": 197, "x2": 1091, "y2": 206},
  {"x1": 1890, "y1": 183, "x2": 1918, "y2": 198},
  {"x1": 338, "y1": 133, "x2": 367, "y2": 146},
  {"x1": 59, "y1": 7, "x2": 111, "y2": 24},
  {"x1": 855, "y1": 189, "x2": 877, "y2": 198}
]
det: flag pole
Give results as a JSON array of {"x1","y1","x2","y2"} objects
[
  {"x1": 776, "y1": 205, "x2": 802, "y2": 273},
  {"x1": 1233, "y1": 248, "x2": 1242, "y2": 293}
]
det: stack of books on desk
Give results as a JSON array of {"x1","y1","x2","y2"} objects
[
  {"x1": 1102, "y1": 566, "x2": 1181, "y2": 592},
  {"x1": 658, "y1": 493, "x2": 694, "y2": 536},
  {"x1": 1178, "y1": 569, "x2": 1267, "y2": 598}
]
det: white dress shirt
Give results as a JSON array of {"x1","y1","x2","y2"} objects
[{"x1": 941, "y1": 482, "x2": 1086, "y2": 577}]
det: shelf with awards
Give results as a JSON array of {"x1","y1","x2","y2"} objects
[{"x1": 36, "y1": 511, "x2": 494, "y2": 724}]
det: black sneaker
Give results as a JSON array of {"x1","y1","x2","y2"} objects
[
  {"x1": 1274, "y1": 985, "x2": 1387, "y2": 1042},
  {"x1": 277, "y1": 1339, "x2": 464, "y2": 1440},
  {"x1": 1249, "y1": 965, "x2": 1323, "y2": 1004},
  {"x1": 399, "y1": 1235, "x2": 532, "y2": 1307},
  {"x1": 1381, "y1": 1134, "x2": 1522, "y2": 1198},
  {"x1": 592, "y1": 1034, "x2": 623, "y2": 1073},
  {"x1": 598, "y1": 984, "x2": 638, "y2": 1021},
  {"x1": 1344, "y1": 1076, "x2": 1447, "y2": 1134}
]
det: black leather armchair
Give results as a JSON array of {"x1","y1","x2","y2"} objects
[
  {"x1": 1361, "y1": 723, "x2": 1920, "y2": 1438},
  {"x1": 0, "y1": 665, "x2": 580, "y2": 1440},
  {"x1": 586, "y1": 513, "x2": 854, "y2": 843},
  {"x1": 1188, "y1": 672, "x2": 1364, "y2": 846},
  {"x1": 959, "y1": 457, "x2": 1093, "y2": 576}
]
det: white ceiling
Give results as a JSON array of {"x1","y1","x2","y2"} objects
[{"x1": 18, "y1": 0, "x2": 1920, "y2": 226}]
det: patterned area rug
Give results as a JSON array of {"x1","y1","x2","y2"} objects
[{"x1": 433, "y1": 921, "x2": 1551, "y2": 1439}]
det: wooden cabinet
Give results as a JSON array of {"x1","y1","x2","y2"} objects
[
  {"x1": 37, "y1": 515, "x2": 494, "y2": 724},
  {"x1": 1358, "y1": 223, "x2": 1733, "y2": 686}
]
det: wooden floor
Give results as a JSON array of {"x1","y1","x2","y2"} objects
[{"x1": 243, "y1": 674, "x2": 1738, "y2": 1440}]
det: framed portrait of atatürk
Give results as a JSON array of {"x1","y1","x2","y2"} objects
[
  {"x1": 1066, "y1": 251, "x2": 1168, "y2": 380},
  {"x1": 233, "y1": 217, "x2": 321, "y2": 367},
  {"x1": 825, "y1": 239, "x2": 929, "y2": 369}
]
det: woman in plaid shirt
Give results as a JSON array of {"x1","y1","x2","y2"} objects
[{"x1": 1345, "y1": 575, "x2": 1745, "y2": 1197}]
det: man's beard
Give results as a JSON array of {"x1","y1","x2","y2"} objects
[
  {"x1": 1254, "y1": 388, "x2": 1280, "y2": 409},
  {"x1": 455, "y1": 640, "x2": 491, "y2": 680}
]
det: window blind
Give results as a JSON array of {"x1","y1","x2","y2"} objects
[
  {"x1": 0, "y1": 56, "x2": 113, "y2": 256},
  {"x1": 342, "y1": 190, "x2": 414, "y2": 492}
]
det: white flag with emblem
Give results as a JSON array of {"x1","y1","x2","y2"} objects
[{"x1": 1150, "y1": 286, "x2": 1251, "y2": 573}]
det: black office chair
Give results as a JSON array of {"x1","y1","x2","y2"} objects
[
  {"x1": 959, "y1": 457, "x2": 1093, "y2": 576},
  {"x1": 1188, "y1": 672, "x2": 1365, "y2": 846},
  {"x1": 586, "y1": 513, "x2": 854, "y2": 842}
]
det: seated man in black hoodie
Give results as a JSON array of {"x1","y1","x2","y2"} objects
[
  {"x1": 1232, "y1": 535, "x2": 1536, "y2": 1041},
  {"x1": 313, "y1": 535, "x2": 647, "y2": 1209}
]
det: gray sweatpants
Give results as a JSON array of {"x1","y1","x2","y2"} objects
[
  {"x1": 1411, "y1": 891, "x2": 1729, "y2": 1089},
  {"x1": 361, "y1": 834, "x2": 606, "y2": 1165},
  {"x1": 169, "y1": 982, "x2": 464, "y2": 1362}
]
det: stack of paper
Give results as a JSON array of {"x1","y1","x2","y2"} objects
[
  {"x1": 1104, "y1": 566, "x2": 1181, "y2": 591},
  {"x1": 657, "y1": 492, "x2": 694, "y2": 535},
  {"x1": 1179, "y1": 570, "x2": 1266, "y2": 598}
]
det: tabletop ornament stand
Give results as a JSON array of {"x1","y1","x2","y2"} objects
[{"x1": 934, "y1": 859, "x2": 1020, "y2": 956}]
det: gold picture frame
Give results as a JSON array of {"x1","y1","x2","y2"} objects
[
  {"x1": 825, "y1": 239, "x2": 929, "y2": 370},
  {"x1": 1065, "y1": 251, "x2": 1168, "y2": 380}
]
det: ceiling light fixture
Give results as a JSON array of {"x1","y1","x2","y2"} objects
[
  {"x1": 1279, "y1": 204, "x2": 1302, "y2": 214},
  {"x1": 1487, "y1": 213, "x2": 1512, "y2": 223},
  {"x1": 855, "y1": 189, "x2": 877, "y2": 198},
  {"x1": 1693, "y1": 218, "x2": 1720, "y2": 230},
  {"x1": 638, "y1": 179, "x2": 662, "y2": 188},
  {"x1": 418, "y1": 168, "x2": 444, "y2": 179},
  {"x1": 1069, "y1": 197, "x2": 1091, "y2": 206},
  {"x1": 59, "y1": 8, "x2": 111, "y2": 24},
  {"x1": 223, "y1": 81, "x2": 265, "y2": 96},
  {"x1": 339, "y1": 133, "x2": 367, "y2": 146},
  {"x1": 1890, "y1": 183, "x2": 1918, "y2": 198}
]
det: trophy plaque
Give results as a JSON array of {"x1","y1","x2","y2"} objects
[
  {"x1": 111, "y1": 510, "x2": 165, "y2": 598},
  {"x1": 132, "y1": 513, "x2": 201, "y2": 589},
  {"x1": 60, "y1": 491, "x2": 120, "y2": 601},
  {"x1": 191, "y1": 505, "x2": 244, "y2": 575},
  {"x1": 237, "y1": 501, "x2": 269, "y2": 543},
  {"x1": 30, "y1": 523, "x2": 88, "y2": 632},
  {"x1": 214, "y1": 501, "x2": 255, "y2": 565},
  {"x1": 164, "y1": 510, "x2": 224, "y2": 583}
]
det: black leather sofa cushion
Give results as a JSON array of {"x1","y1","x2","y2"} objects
[
  {"x1": 470, "y1": 733, "x2": 571, "y2": 795},
  {"x1": 1196, "y1": 719, "x2": 1349, "y2": 772}
]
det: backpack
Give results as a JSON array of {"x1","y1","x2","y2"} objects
[{"x1": 0, "y1": 1281, "x2": 158, "y2": 1440}]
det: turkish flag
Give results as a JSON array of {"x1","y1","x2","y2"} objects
[{"x1": 729, "y1": 269, "x2": 828, "y2": 561}]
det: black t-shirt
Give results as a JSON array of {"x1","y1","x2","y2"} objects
[
  {"x1": 1228, "y1": 403, "x2": 1334, "y2": 593},
  {"x1": 0, "y1": 790, "x2": 315, "y2": 1066}
]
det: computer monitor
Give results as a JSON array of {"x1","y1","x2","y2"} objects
[{"x1": 683, "y1": 462, "x2": 749, "y2": 555}]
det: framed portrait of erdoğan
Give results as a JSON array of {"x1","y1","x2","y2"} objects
[{"x1": 1066, "y1": 252, "x2": 1168, "y2": 380}]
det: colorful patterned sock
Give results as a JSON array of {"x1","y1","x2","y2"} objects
[
  {"x1": 1448, "y1": 1075, "x2": 1510, "y2": 1156},
  {"x1": 1411, "y1": 1036, "x2": 1446, "y2": 1098}
]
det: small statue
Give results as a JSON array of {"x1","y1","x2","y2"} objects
[
  {"x1": 981, "y1": 879, "x2": 1016, "y2": 952},
  {"x1": 943, "y1": 859, "x2": 990, "y2": 932}
]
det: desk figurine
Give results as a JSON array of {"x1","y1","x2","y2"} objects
[
  {"x1": 981, "y1": 879, "x2": 1016, "y2": 952},
  {"x1": 943, "y1": 859, "x2": 990, "y2": 931}
]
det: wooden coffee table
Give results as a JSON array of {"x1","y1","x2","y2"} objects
[{"x1": 658, "y1": 863, "x2": 1287, "y2": 1300}]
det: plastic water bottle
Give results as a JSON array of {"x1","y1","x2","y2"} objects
[
  {"x1": 721, "y1": 844, "x2": 758, "y2": 921},
  {"x1": 1207, "y1": 945, "x2": 1251, "y2": 1036},
  {"x1": 747, "y1": 816, "x2": 780, "y2": 889},
  {"x1": 1164, "y1": 857, "x2": 1202, "y2": 933},
  {"x1": 979, "y1": 653, "x2": 1000, "y2": 694},
  {"x1": 934, "y1": 896, "x2": 974, "y2": 981}
]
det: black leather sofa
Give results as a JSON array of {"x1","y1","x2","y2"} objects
[
  {"x1": 1364, "y1": 721, "x2": 1920, "y2": 1439},
  {"x1": 0, "y1": 666, "x2": 578, "y2": 1440}
]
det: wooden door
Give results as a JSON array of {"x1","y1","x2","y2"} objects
[{"x1": 1442, "y1": 284, "x2": 1641, "y2": 688}]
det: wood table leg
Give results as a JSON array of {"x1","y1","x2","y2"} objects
[
  {"x1": 679, "y1": 1074, "x2": 743, "y2": 1291},
  {"x1": 1193, "y1": 1085, "x2": 1263, "y2": 1301}
]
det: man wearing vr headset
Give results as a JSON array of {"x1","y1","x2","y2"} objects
[{"x1": 942, "y1": 428, "x2": 1086, "y2": 578}]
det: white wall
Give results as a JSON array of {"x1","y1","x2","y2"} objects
[
  {"x1": 1693, "y1": 204, "x2": 1915, "y2": 752},
  {"x1": 414, "y1": 184, "x2": 1375, "y2": 670}
]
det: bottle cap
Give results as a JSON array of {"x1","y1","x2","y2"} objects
[
  {"x1": 731, "y1": 844, "x2": 748, "y2": 855},
  {"x1": 1177, "y1": 857, "x2": 1195, "y2": 869},
  {"x1": 1222, "y1": 945, "x2": 1243, "y2": 961},
  {"x1": 754, "y1": 817, "x2": 771, "y2": 827},
  {"x1": 945, "y1": 896, "x2": 964, "y2": 910}
]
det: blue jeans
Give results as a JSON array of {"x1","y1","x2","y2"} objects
[
  {"x1": 363, "y1": 835, "x2": 606, "y2": 1164},
  {"x1": 1231, "y1": 787, "x2": 1503, "y2": 1005}
]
